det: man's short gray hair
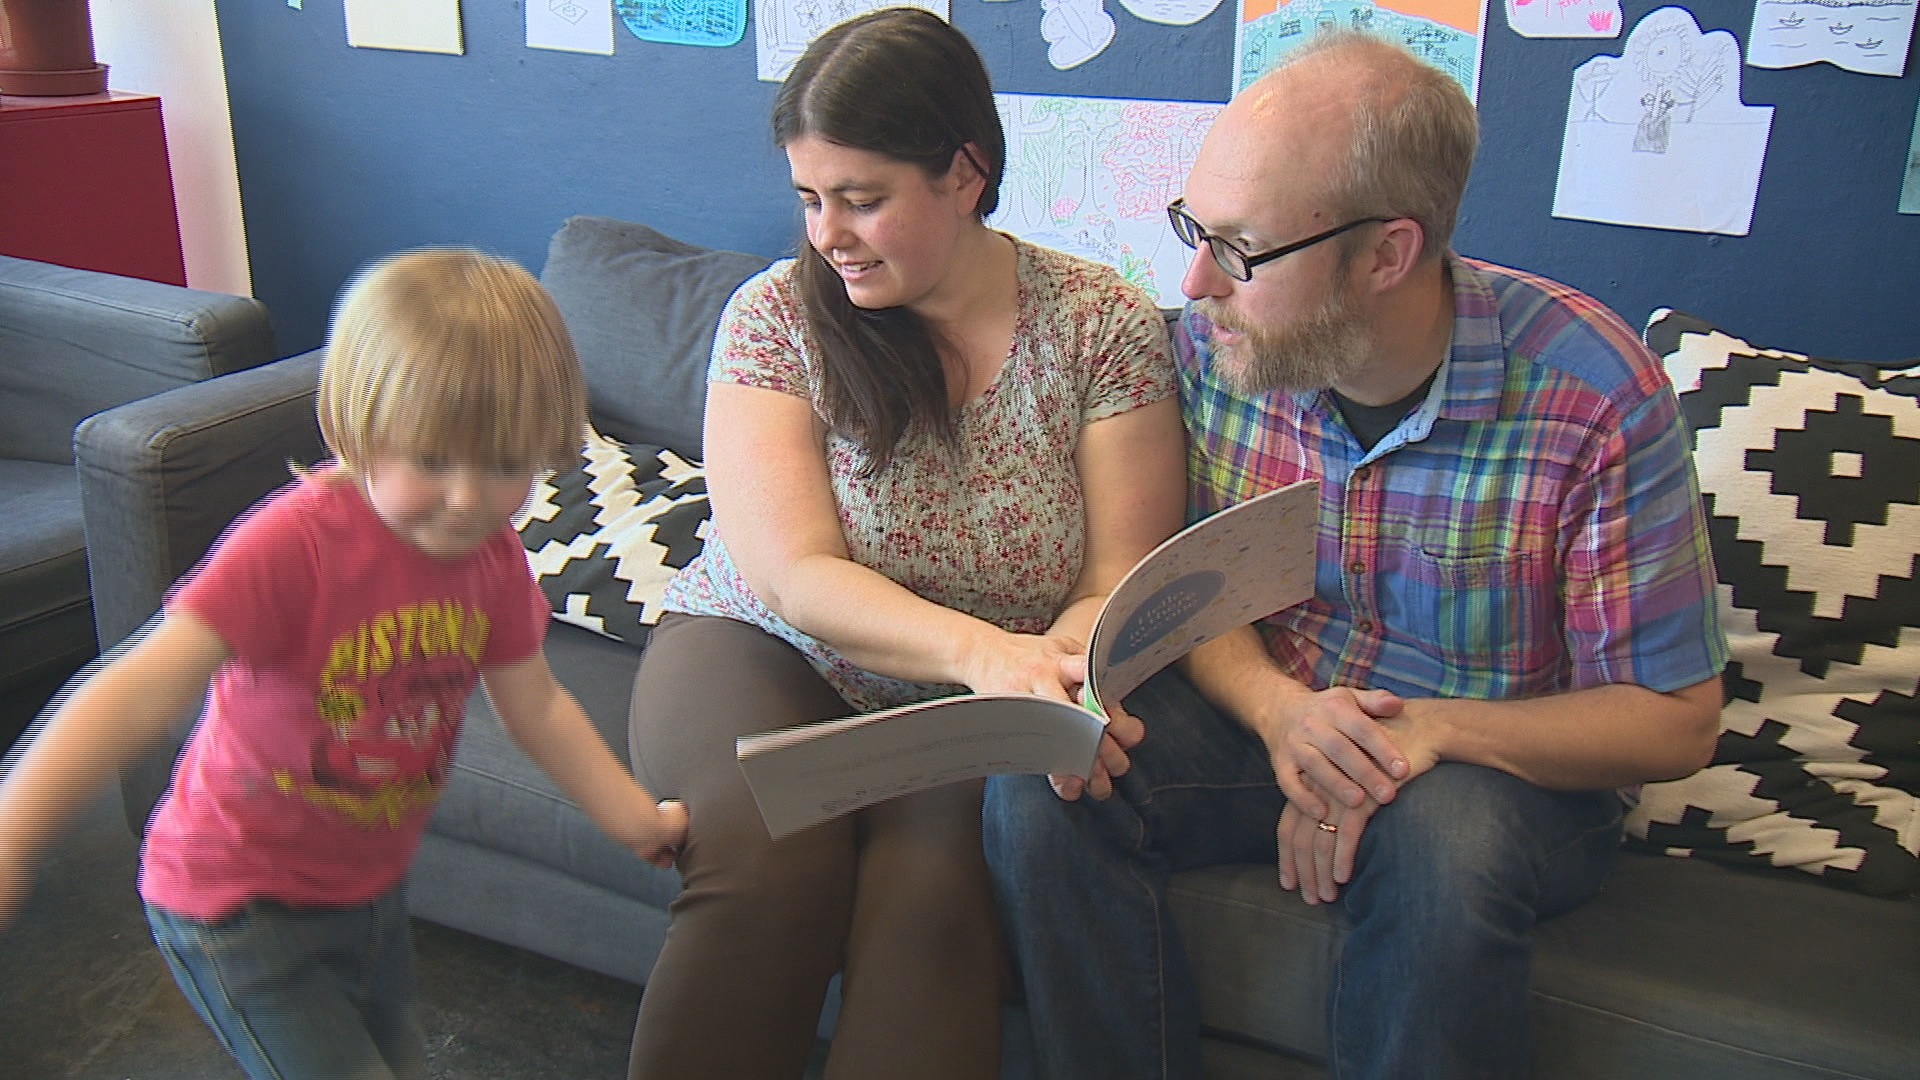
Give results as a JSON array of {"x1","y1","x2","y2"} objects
[{"x1": 1283, "y1": 31, "x2": 1479, "y2": 261}]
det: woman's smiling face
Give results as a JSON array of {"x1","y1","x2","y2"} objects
[{"x1": 787, "y1": 134, "x2": 981, "y2": 315}]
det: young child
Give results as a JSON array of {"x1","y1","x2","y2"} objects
[{"x1": 0, "y1": 248, "x2": 687, "y2": 1080}]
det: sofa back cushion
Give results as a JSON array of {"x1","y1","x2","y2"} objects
[
  {"x1": 1626, "y1": 309, "x2": 1920, "y2": 898},
  {"x1": 538, "y1": 216, "x2": 773, "y2": 460},
  {"x1": 0, "y1": 254, "x2": 275, "y2": 464}
]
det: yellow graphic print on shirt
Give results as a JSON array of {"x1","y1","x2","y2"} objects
[{"x1": 274, "y1": 600, "x2": 492, "y2": 827}]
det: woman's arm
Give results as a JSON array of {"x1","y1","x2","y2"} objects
[
  {"x1": 1042, "y1": 395, "x2": 1186, "y2": 800},
  {"x1": 705, "y1": 381, "x2": 1082, "y2": 696},
  {"x1": 1046, "y1": 397, "x2": 1186, "y2": 646}
]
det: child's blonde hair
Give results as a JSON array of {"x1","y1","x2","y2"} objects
[{"x1": 317, "y1": 248, "x2": 588, "y2": 474}]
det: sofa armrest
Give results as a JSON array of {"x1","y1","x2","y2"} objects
[
  {"x1": 73, "y1": 349, "x2": 327, "y2": 836},
  {"x1": 75, "y1": 349, "x2": 328, "y2": 650},
  {"x1": 0, "y1": 254, "x2": 276, "y2": 464}
]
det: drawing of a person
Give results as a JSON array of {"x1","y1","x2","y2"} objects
[
  {"x1": 1631, "y1": 21, "x2": 1690, "y2": 153},
  {"x1": 1627, "y1": 15, "x2": 1728, "y2": 156},
  {"x1": 1572, "y1": 56, "x2": 1617, "y2": 121},
  {"x1": 1636, "y1": 86, "x2": 1677, "y2": 153}
]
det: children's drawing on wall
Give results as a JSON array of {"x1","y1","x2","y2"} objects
[
  {"x1": 1235, "y1": 0, "x2": 1485, "y2": 99},
  {"x1": 619, "y1": 0, "x2": 747, "y2": 45},
  {"x1": 1118, "y1": 0, "x2": 1230, "y2": 23},
  {"x1": 756, "y1": 0, "x2": 946, "y2": 80},
  {"x1": 1747, "y1": 0, "x2": 1914, "y2": 77},
  {"x1": 529, "y1": 0, "x2": 614, "y2": 54},
  {"x1": 1041, "y1": 0, "x2": 1118, "y2": 68},
  {"x1": 990, "y1": 94, "x2": 1221, "y2": 307},
  {"x1": 344, "y1": 0, "x2": 464, "y2": 55},
  {"x1": 1902, "y1": 97, "x2": 1920, "y2": 213},
  {"x1": 1553, "y1": 7, "x2": 1774, "y2": 235},
  {"x1": 1505, "y1": 0, "x2": 1622, "y2": 39}
]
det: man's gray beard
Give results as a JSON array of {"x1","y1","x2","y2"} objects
[{"x1": 1200, "y1": 284, "x2": 1373, "y2": 398}]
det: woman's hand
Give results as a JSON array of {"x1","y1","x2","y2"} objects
[
  {"x1": 957, "y1": 628, "x2": 1087, "y2": 701},
  {"x1": 959, "y1": 629, "x2": 1140, "y2": 801},
  {"x1": 1051, "y1": 698, "x2": 1143, "y2": 802}
]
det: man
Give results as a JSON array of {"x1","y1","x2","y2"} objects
[{"x1": 983, "y1": 31, "x2": 1729, "y2": 1080}]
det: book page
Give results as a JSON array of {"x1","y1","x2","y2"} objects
[
  {"x1": 736, "y1": 695, "x2": 1104, "y2": 839},
  {"x1": 1087, "y1": 479, "x2": 1319, "y2": 708}
]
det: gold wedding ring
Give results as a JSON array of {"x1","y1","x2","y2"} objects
[{"x1": 1315, "y1": 820, "x2": 1339, "y2": 834}]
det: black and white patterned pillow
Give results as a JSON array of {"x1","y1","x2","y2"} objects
[
  {"x1": 516, "y1": 427, "x2": 710, "y2": 648},
  {"x1": 1624, "y1": 310, "x2": 1920, "y2": 898}
]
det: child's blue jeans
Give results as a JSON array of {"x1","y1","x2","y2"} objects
[{"x1": 145, "y1": 886, "x2": 427, "y2": 1080}]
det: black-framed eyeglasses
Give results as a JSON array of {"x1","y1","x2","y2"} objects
[{"x1": 1167, "y1": 199, "x2": 1394, "y2": 282}]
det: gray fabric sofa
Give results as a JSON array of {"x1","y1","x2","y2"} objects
[
  {"x1": 0, "y1": 254, "x2": 274, "y2": 698},
  {"x1": 90, "y1": 218, "x2": 1917, "y2": 1078}
]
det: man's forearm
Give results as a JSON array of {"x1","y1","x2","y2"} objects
[
  {"x1": 1180, "y1": 626, "x2": 1721, "y2": 793},
  {"x1": 1177, "y1": 625, "x2": 1311, "y2": 740},
  {"x1": 1402, "y1": 676, "x2": 1722, "y2": 790}
]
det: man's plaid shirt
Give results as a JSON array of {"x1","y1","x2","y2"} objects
[{"x1": 1174, "y1": 255, "x2": 1728, "y2": 702}]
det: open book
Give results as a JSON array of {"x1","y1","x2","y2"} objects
[{"x1": 736, "y1": 479, "x2": 1320, "y2": 838}]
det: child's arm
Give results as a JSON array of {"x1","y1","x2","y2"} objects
[
  {"x1": 0, "y1": 612, "x2": 230, "y2": 929},
  {"x1": 480, "y1": 655, "x2": 687, "y2": 868}
]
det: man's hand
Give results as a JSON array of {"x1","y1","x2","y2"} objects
[
  {"x1": 1277, "y1": 794, "x2": 1377, "y2": 904},
  {"x1": 1274, "y1": 703, "x2": 1444, "y2": 903},
  {"x1": 1258, "y1": 686, "x2": 1409, "y2": 820}
]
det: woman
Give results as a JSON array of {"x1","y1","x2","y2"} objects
[{"x1": 625, "y1": 9, "x2": 1185, "y2": 1078}]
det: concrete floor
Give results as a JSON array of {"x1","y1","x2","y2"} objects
[{"x1": 0, "y1": 782, "x2": 653, "y2": 1080}]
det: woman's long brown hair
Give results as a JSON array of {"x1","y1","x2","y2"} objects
[{"x1": 772, "y1": 8, "x2": 1005, "y2": 473}]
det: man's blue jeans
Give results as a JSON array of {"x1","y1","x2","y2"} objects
[
  {"x1": 145, "y1": 886, "x2": 426, "y2": 1080},
  {"x1": 983, "y1": 668, "x2": 1623, "y2": 1080}
]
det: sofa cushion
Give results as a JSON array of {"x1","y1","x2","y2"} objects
[
  {"x1": 0, "y1": 459, "x2": 95, "y2": 684},
  {"x1": 0, "y1": 460, "x2": 88, "y2": 629},
  {"x1": 429, "y1": 621, "x2": 683, "y2": 909},
  {"x1": 517, "y1": 427, "x2": 710, "y2": 649},
  {"x1": 1170, "y1": 853, "x2": 1920, "y2": 1078},
  {"x1": 538, "y1": 216, "x2": 772, "y2": 460},
  {"x1": 1625, "y1": 309, "x2": 1920, "y2": 897}
]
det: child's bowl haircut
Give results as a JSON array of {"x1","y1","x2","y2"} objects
[{"x1": 318, "y1": 248, "x2": 588, "y2": 474}]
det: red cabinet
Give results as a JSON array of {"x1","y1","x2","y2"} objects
[{"x1": 0, "y1": 91, "x2": 187, "y2": 286}]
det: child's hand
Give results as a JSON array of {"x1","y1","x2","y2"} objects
[
  {"x1": 618, "y1": 798, "x2": 689, "y2": 869},
  {"x1": 481, "y1": 657, "x2": 688, "y2": 869}
]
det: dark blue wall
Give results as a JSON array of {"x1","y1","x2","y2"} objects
[{"x1": 216, "y1": 1, "x2": 1919, "y2": 361}]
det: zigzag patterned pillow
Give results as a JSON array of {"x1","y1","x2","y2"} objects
[
  {"x1": 1624, "y1": 310, "x2": 1920, "y2": 897},
  {"x1": 516, "y1": 427, "x2": 710, "y2": 648}
]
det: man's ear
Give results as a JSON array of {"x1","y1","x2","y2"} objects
[{"x1": 1364, "y1": 217, "x2": 1428, "y2": 293}]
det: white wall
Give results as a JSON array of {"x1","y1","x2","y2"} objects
[{"x1": 90, "y1": 0, "x2": 251, "y2": 296}]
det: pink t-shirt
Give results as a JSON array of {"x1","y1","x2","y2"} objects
[{"x1": 139, "y1": 470, "x2": 547, "y2": 919}]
